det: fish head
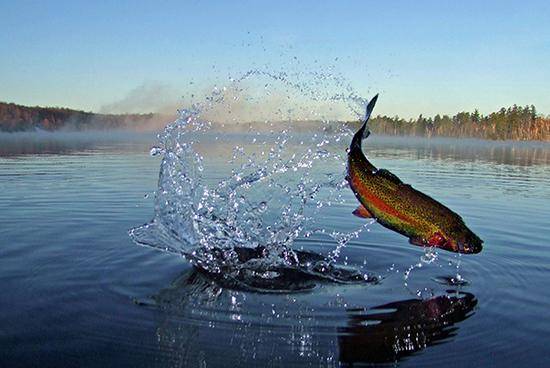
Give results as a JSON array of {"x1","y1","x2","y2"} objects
[
  {"x1": 452, "y1": 230, "x2": 483, "y2": 254},
  {"x1": 411, "y1": 228, "x2": 483, "y2": 254},
  {"x1": 440, "y1": 226, "x2": 483, "y2": 254}
]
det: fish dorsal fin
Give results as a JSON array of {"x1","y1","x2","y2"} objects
[{"x1": 375, "y1": 169, "x2": 403, "y2": 185}]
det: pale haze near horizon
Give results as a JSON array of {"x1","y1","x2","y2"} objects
[{"x1": 1, "y1": 1, "x2": 549, "y2": 120}]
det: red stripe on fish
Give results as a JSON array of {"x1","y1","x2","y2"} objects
[{"x1": 350, "y1": 173, "x2": 415, "y2": 225}]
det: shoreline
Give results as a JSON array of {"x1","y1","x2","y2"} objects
[{"x1": 1, "y1": 101, "x2": 549, "y2": 142}]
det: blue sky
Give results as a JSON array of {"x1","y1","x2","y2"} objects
[{"x1": 1, "y1": 0, "x2": 549, "y2": 118}]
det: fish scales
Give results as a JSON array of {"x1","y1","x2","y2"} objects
[{"x1": 346, "y1": 94, "x2": 483, "y2": 254}]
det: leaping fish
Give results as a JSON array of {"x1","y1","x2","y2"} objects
[{"x1": 346, "y1": 95, "x2": 483, "y2": 254}]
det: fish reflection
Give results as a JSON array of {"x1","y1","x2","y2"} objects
[
  {"x1": 150, "y1": 268, "x2": 477, "y2": 367},
  {"x1": 338, "y1": 291, "x2": 477, "y2": 365}
]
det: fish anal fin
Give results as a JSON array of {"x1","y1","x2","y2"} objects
[
  {"x1": 375, "y1": 169, "x2": 403, "y2": 185},
  {"x1": 352, "y1": 205, "x2": 374, "y2": 219}
]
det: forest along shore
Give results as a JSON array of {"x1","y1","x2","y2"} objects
[
  {"x1": 356, "y1": 105, "x2": 550, "y2": 141},
  {"x1": 1, "y1": 101, "x2": 550, "y2": 141},
  {"x1": 0, "y1": 102, "x2": 162, "y2": 132}
]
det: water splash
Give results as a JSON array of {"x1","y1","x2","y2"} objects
[
  {"x1": 129, "y1": 70, "x2": 377, "y2": 289},
  {"x1": 433, "y1": 253, "x2": 470, "y2": 286}
]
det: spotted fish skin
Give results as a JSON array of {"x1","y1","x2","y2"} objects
[{"x1": 347, "y1": 95, "x2": 483, "y2": 254}]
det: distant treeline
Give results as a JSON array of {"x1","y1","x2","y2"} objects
[
  {"x1": 2, "y1": 101, "x2": 550, "y2": 141},
  {"x1": 0, "y1": 102, "x2": 157, "y2": 132},
  {"x1": 352, "y1": 105, "x2": 550, "y2": 141}
]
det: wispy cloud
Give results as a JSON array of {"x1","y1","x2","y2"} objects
[{"x1": 99, "y1": 82, "x2": 182, "y2": 115}]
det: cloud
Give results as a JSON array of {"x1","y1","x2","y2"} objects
[
  {"x1": 100, "y1": 82, "x2": 182, "y2": 115},
  {"x1": 99, "y1": 77, "x2": 358, "y2": 128},
  {"x1": 196, "y1": 78, "x2": 355, "y2": 124}
]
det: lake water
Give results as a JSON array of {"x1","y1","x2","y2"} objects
[{"x1": 1, "y1": 131, "x2": 550, "y2": 367}]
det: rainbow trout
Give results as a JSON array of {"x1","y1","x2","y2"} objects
[{"x1": 347, "y1": 95, "x2": 483, "y2": 254}]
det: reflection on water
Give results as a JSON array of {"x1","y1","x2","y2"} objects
[
  {"x1": 2, "y1": 133, "x2": 550, "y2": 367},
  {"x1": 2, "y1": 131, "x2": 550, "y2": 167},
  {"x1": 338, "y1": 291, "x2": 476, "y2": 364},
  {"x1": 0, "y1": 131, "x2": 157, "y2": 156},
  {"x1": 150, "y1": 268, "x2": 476, "y2": 366},
  {"x1": 369, "y1": 135, "x2": 550, "y2": 167}
]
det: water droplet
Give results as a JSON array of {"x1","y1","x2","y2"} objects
[{"x1": 150, "y1": 146, "x2": 164, "y2": 156}]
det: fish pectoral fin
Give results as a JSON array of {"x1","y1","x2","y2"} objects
[
  {"x1": 375, "y1": 169, "x2": 403, "y2": 185},
  {"x1": 352, "y1": 205, "x2": 374, "y2": 219}
]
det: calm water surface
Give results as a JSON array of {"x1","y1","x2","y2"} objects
[{"x1": 1, "y1": 132, "x2": 550, "y2": 367}]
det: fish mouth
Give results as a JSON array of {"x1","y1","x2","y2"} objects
[
  {"x1": 444, "y1": 239, "x2": 483, "y2": 254},
  {"x1": 458, "y1": 241, "x2": 483, "y2": 254},
  {"x1": 410, "y1": 236, "x2": 483, "y2": 254}
]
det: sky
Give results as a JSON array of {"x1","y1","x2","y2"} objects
[{"x1": 1, "y1": 0, "x2": 549, "y2": 119}]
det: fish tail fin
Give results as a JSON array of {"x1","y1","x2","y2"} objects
[
  {"x1": 364, "y1": 93, "x2": 378, "y2": 123},
  {"x1": 351, "y1": 94, "x2": 378, "y2": 151}
]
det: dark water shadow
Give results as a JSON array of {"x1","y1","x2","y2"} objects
[
  {"x1": 146, "y1": 265, "x2": 477, "y2": 367},
  {"x1": 183, "y1": 246, "x2": 379, "y2": 293}
]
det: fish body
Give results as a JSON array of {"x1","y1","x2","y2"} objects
[{"x1": 347, "y1": 95, "x2": 483, "y2": 254}]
